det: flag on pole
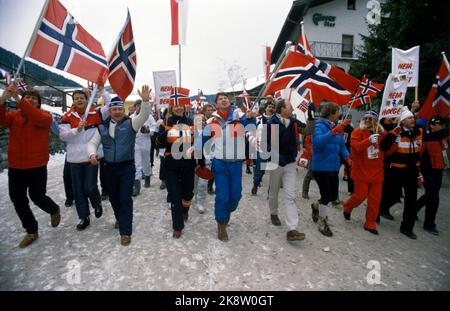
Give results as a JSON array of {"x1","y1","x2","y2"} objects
[
  {"x1": 27, "y1": 0, "x2": 108, "y2": 85},
  {"x1": 108, "y1": 10, "x2": 137, "y2": 101},
  {"x1": 169, "y1": 86, "x2": 190, "y2": 107},
  {"x1": 16, "y1": 78, "x2": 31, "y2": 92},
  {"x1": 296, "y1": 31, "x2": 313, "y2": 56},
  {"x1": 170, "y1": 0, "x2": 188, "y2": 45},
  {"x1": 349, "y1": 75, "x2": 384, "y2": 107},
  {"x1": 239, "y1": 89, "x2": 252, "y2": 112},
  {"x1": 264, "y1": 50, "x2": 353, "y2": 105},
  {"x1": 417, "y1": 56, "x2": 450, "y2": 120}
]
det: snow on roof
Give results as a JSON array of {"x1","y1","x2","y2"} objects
[{"x1": 223, "y1": 73, "x2": 266, "y2": 93}]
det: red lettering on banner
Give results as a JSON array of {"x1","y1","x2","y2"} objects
[
  {"x1": 388, "y1": 92, "x2": 404, "y2": 99},
  {"x1": 398, "y1": 63, "x2": 413, "y2": 70},
  {"x1": 381, "y1": 107, "x2": 402, "y2": 116},
  {"x1": 160, "y1": 86, "x2": 172, "y2": 92}
]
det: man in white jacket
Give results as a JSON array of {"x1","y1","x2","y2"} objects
[{"x1": 131, "y1": 99, "x2": 157, "y2": 196}]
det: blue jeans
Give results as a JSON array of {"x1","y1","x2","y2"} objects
[
  {"x1": 212, "y1": 159, "x2": 243, "y2": 222},
  {"x1": 70, "y1": 162, "x2": 101, "y2": 220}
]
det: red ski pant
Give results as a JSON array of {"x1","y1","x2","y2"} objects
[{"x1": 343, "y1": 180, "x2": 382, "y2": 230}]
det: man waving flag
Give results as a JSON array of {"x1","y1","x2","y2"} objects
[{"x1": 108, "y1": 10, "x2": 137, "y2": 101}]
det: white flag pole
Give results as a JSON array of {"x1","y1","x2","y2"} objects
[
  {"x1": 178, "y1": 45, "x2": 182, "y2": 87},
  {"x1": 442, "y1": 51, "x2": 450, "y2": 71},
  {"x1": 83, "y1": 85, "x2": 98, "y2": 121},
  {"x1": 14, "y1": 0, "x2": 50, "y2": 80}
]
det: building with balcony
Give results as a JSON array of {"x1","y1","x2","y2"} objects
[{"x1": 272, "y1": 0, "x2": 376, "y2": 72}]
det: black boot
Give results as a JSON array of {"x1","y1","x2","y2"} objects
[
  {"x1": 132, "y1": 180, "x2": 141, "y2": 196},
  {"x1": 144, "y1": 176, "x2": 151, "y2": 188},
  {"x1": 94, "y1": 205, "x2": 103, "y2": 218},
  {"x1": 76, "y1": 217, "x2": 90, "y2": 231}
]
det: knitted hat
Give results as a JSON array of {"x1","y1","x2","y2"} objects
[
  {"x1": 109, "y1": 96, "x2": 124, "y2": 109},
  {"x1": 400, "y1": 106, "x2": 414, "y2": 122},
  {"x1": 363, "y1": 110, "x2": 378, "y2": 120}
]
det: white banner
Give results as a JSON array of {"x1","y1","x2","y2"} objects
[
  {"x1": 392, "y1": 46, "x2": 420, "y2": 87},
  {"x1": 153, "y1": 70, "x2": 177, "y2": 109},
  {"x1": 379, "y1": 73, "x2": 409, "y2": 119}
]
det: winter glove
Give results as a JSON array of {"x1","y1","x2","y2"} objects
[
  {"x1": 417, "y1": 173, "x2": 424, "y2": 187},
  {"x1": 331, "y1": 123, "x2": 345, "y2": 136},
  {"x1": 369, "y1": 134, "x2": 379, "y2": 144},
  {"x1": 307, "y1": 102, "x2": 316, "y2": 120},
  {"x1": 395, "y1": 135, "x2": 401, "y2": 144}
]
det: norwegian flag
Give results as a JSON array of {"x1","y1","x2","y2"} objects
[
  {"x1": 108, "y1": 10, "x2": 136, "y2": 101},
  {"x1": 295, "y1": 88, "x2": 310, "y2": 112},
  {"x1": 265, "y1": 50, "x2": 353, "y2": 105},
  {"x1": 169, "y1": 87, "x2": 190, "y2": 107},
  {"x1": 27, "y1": 0, "x2": 108, "y2": 85},
  {"x1": 349, "y1": 75, "x2": 384, "y2": 108},
  {"x1": 274, "y1": 90, "x2": 282, "y2": 101},
  {"x1": 239, "y1": 90, "x2": 252, "y2": 112},
  {"x1": 296, "y1": 31, "x2": 313, "y2": 56},
  {"x1": 16, "y1": 78, "x2": 31, "y2": 92},
  {"x1": 355, "y1": 75, "x2": 384, "y2": 97},
  {"x1": 418, "y1": 56, "x2": 450, "y2": 120}
]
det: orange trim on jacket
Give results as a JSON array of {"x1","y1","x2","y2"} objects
[{"x1": 0, "y1": 98, "x2": 52, "y2": 169}]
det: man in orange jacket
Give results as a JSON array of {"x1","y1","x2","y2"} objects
[
  {"x1": 342, "y1": 110, "x2": 387, "y2": 234},
  {"x1": 0, "y1": 84, "x2": 60, "y2": 248}
]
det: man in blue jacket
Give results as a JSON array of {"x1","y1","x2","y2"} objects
[{"x1": 312, "y1": 102, "x2": 351, "y2": 237}]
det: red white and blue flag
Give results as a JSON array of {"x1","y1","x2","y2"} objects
[
  {"x1": 265, "y1": 50, "x2": 353, "y2": 105},
  {"x1": 239, "y1": 89, "x2": 252, "y2": 112},
  {"x1": 27, "y1": 0, "x2": 108, "y2": 85},
  {"x1": 169, "y1": 87, "x2": 190, "y2": 107},
  {"x1": 171, "y1": 0, "x2": 188, "y2": 45},
  {"x1": 296, "y1": 31, "x2": 313, "y2": 56},
  {"x1": 349, "y1": 75, "x2": 384, "y2": 107},
  {"x1": 108, "y1": 10, "x2": 137, "y2": 101},
  {"x1": 295, "y1": 88, "x2": 310, "y2": 112},
  {"x1": 16, "y1": 78, "x2": 30, "y2": 92},
  {"x1": 418, "y1": 56, "x2": 450, "y2": 120}
]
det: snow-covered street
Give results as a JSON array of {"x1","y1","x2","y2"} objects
[{"x1": 0, "y1": 153, "x2": 449, "y2": 290}]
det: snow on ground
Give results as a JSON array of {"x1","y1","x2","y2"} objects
[{"x1": 0, "y1": 153, "x2": 449, "y2": 290}]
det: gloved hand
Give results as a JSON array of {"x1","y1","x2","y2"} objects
[
  {"x1": 369, "y1": 134, "x2": 379, "y2": 144},
  {"x1": 395, "y1": 136, "x2": 401, "y2": 144},
  {"x1": 307, "y1": 102, "x2": 316, "y2": 120},
  {"x1": 417, "y1": 173, "x2": 424, "y2": 187},
  {"x1": 331, "y1": 123, "x2": 345, "y2": 136}
]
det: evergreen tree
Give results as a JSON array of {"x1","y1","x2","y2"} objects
[{"x1": 350, "y1": 0, "x2": 449, "y2": 106}]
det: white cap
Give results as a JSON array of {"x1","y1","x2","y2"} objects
[{"x1": 400, "y1": 106, "x2": 414, "y2": 122}]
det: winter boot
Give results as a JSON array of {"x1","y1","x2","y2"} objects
[
  {"x1": 160, "y1": 180, "x2": 166, "y2": 190},
  {"x1": 251, "y1": 185, "x2": 257, "y2": 195},
  {"x1": 207, "y1": 180, "x2": 215, "y2": 194},
  {"x1": 144, "y1": 176, "x2": 151, "y2": 188},
  {"x1": 318, "y1": 216, "x2": 333, "y2": 237},
  {"x1": 217, "y1": 222, "x2": 229, "y2": 241},
  {"x1": 132, "y1": 180, "x2": 141, "y2": 196},
  {"x1": 19, "y1": 233, "x2": 39, "y2": 248}
]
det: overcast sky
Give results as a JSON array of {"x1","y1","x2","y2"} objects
[{"x1": 0, "y1": 0, "x2": 293, "y2": 94}]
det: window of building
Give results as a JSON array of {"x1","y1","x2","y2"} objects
[
  {"x1": 347, "y1": 0, "x2": 356, "y2": 10},
  {"x1": 342, "y1": 35, "x2": 354, "y2": 58}
]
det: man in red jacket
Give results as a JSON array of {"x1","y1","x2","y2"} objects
[
  {"x1": 0, "y1": 84, "x2": 60, "y2": 248},
  {"x1": 342, "y1": 110, "x2": 387, "y2": 234}
]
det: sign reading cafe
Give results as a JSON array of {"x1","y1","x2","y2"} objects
[{"x1": 312, "y1": 13, "x2": 336, "y2": 27}]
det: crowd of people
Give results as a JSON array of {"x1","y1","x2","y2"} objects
[{"x1": 0, "y1": 82, "x2": 448, "y2": 248}]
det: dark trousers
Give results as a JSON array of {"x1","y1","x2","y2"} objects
[
  {"x1": 344, "y1": 162, "x2": 354, "y2": 193},
  {"x1": 253, "y1": 154, "x2": 266, "y2": 187},
  {"x1": 379, "y1": 166, "x2": 402, "y2": 213},
  {"x1": 159, "y1": 155, "x2": 166, "y2": 181},
  {"x1": 63, "y1": 158, "x2": 73, "y2": 202},
  {"x1": 8, "y1": 166, "x2": 59, "y2": 234},
  {"x1": 313, "y1": 171, "x2": 339, "y2": 205},
  {"x1": 164, "y1": 158, "x2": 195, "y2": 230},
  {"x1": 70, "y1": 162, "x2": 101, "y2": 220},
  {"x1": 105, "y1": 161, "x2": 135, "y2": 236},
  {"x1": 150, "y1": 134, "x2": 157, "y2": 167},
  {"x1": 302, "y1": 164, "x2": 314, "y2": 195},
  {"x1": 99, "y1": 158, "x2": 108, "y2": 195},
  {"x1": 416, "y1": 168, "x2": 443, "y2": 229},
  {"x1": 381, "y1": 167, "x2": 418, "y2": 232}
]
